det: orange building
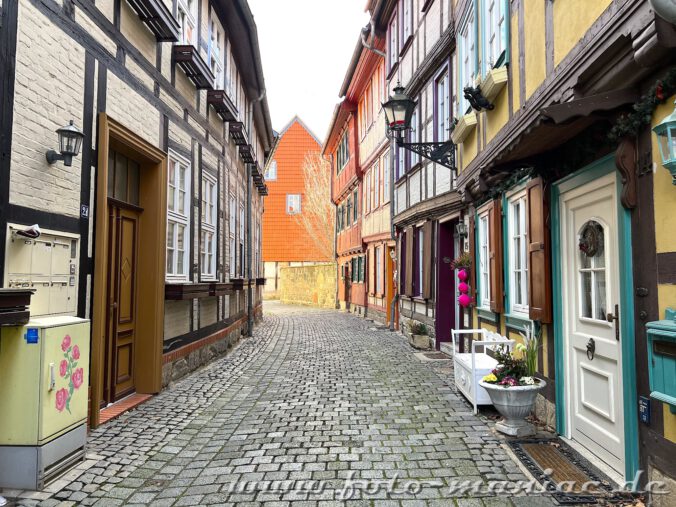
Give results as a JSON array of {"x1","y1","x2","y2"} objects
[{"x1": 262, "y1": 117, "x2": 330, "y2": 294}]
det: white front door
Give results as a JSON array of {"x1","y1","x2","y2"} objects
[{"x1": 560, "y1": 172, "x2": 624, "y2": 475}]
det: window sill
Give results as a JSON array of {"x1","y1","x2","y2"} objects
[
  {"x1": 399, "y1": 36, "x2": 413, "y2": 58},
  {"x1": 477, "y1": 307, "x2": 497, "y2": 323},
  {"x1": 481, "y1": 65, "x2": 509, "y2": 104},
  {"x1": 505, "y1": 313, "x2": 531, "y2": 330}
]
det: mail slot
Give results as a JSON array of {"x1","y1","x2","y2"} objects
[{"x1": 646, "y1": 308, "x2": 676, "y2": 414}]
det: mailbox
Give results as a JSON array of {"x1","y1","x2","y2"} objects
[{"x1": 646, "y1": 308, "x2": 676, "y2": 414}]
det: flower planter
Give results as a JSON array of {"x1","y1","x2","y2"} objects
[
  {"x1": 410, "y1": 334, "x2": 431, "y2": 350},
  {"x1": 479, "y1": 379, "x2": 546, "y2": 437}
]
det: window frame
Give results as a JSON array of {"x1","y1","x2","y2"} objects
[
  {"x1": 383, "y1": 152, "x2": 391, "y2": 204},
  {"x1": 387, "y1": 11, "x2": 398, "y2": 72},
  {"x1": 229, "y1": 194, "x2": 236, "y2": 278},
  {"x1": 336, "y1": 131, "x2": 350, "y2": 173},
  {"x1": 264, "y1": 160, "x2": 277, "y2": 181},
  {"x1": 166, "y1": 151, "x2": 191, "y2": 282},
  {"x1": 415, "y1": 226, "x2": 424, "y2": 297},
  {"x1": 376, "y1": 246, "x2": 383, "y2": 295},
  {"x1": 507, "y1": 189, "x2": 529, "y2": 316},
  {"x1": 483, "y1": 0, "x2": 507, "y2": 74},
  {"x1": 458, "y1": 7, "x2": 476, "y2": 115},
  {"x1": 200, "y1": 171, "x2": 217, "y2": 280},
  {"x1": 478, "y1": 210, "x2": 491, "y2": 309},
  {"x1": 286, "y1": 194, "x2": 302, "y2": 215},
  {"x1": 353, "y1": 189, "x2": 358, "y2": 222},
  {"x1": 177, "y1": 0, "x2": 197, "y2": 46},
  {"x1": 435, "y1": 67, "x2": 451, "y2": 143}
]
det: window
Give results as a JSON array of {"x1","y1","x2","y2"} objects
[
  {"x1": 346, "y1": 197, "x2": 352, "y2": 227},
  {"x1": 383, "y1": 153, "x2": 391, "y2": 203},
  {"x1": 177, "y1": 0, "x2": 196, "y2": 46},
  {"x1": 485, "y1": 0, "x2": 506, "y2": 72},
  {"x1": 508, "y1": 192, "x2": 528, "y2": 315},
  {"x1": 352, "y1": 258, "x2": 358, "y2": 282},
  {"x1": 578, "y1": 221, "x2": 607, "y2": 321},
  {"x1": 209, "y1": 20, "x2": 224, "y2": 89},
  {"x1": 478, "y1": 212, "x2": 491, "y2": 308},
  {"x1": 409, "y1": 108, "x2": 419, "y2": 167},
  {"x1": 436, "y1": 72, "x2": 450, "y2": 142},
  {"x1": 388, "y1": 13, "x2": 398, "y2": 70},
  {"x1": 108, "y1": 150, "x2": 140, "y2": 205},
  {"x1": 286, "y1": 194, "x2": 301, "y2": 215},
  {"x1": 416, "y1": 227, "x2": 424, "y2": 297},
  {"x1": 402, "y1": 0, "x2": 413, "y2": 44},
  {"x1": 374, "y1": 161, "x2": 380, "y2": 208},
  {"x1": 200, "y1": 173, "x2": 217, "y2": 279},
  {"x1": 336, "y1": 132, "x2": 350, "y2": 172},
  {"x1": 353, "y1": 190, "x2": 358, "y2": 222},
  {"x1": 459, "y1": 9, "x2": 476, "y2": 115},
  {"x1": 264, "y1": 160, "x2": 277, "y2": 181},
  {"x1": 166, "y1": 152, "x2": 191, "y2": 280},
  {"x1": 229, "y1": 194, "x2": 236, "y2": 278},
  {"x1": 360, "y1": 255, "x2": 365, "y2": 282},
  {"x1": 365, "y1": 173, "x2": 371, "y2": 214},
  {"x1": 376, "y1": 246, "x2": 383, "y2": 294},
  {"x1": 226, "y1": 47, "x2": 237, "y2": 101},
  {"x1": 239, "y1": 205, "x2": 245, "y2": 277}
]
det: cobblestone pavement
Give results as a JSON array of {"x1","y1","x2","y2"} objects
[{"x1": 6, "y1": 302, "x2": 557, "y2": 507}]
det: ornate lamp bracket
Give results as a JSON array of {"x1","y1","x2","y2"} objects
[{"x1": 395, "y1": 139, "x2": 457, "y2": 170}]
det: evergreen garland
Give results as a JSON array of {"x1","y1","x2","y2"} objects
[{"x1": 608, "y1": 67, "x2": 676, "y2": 142}]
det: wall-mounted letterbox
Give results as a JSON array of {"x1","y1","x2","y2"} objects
[
  {"x1": 646, "y1": 308, "x2": 676, "y2": 414},
  {"x1": 3, "y1": 225, "x2": 80, "y2": 317}
]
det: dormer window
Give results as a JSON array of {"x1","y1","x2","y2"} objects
[{"x1": 177, "y1": 0, "x2": 196, "y2": 46}]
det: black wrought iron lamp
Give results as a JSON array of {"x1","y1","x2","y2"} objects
[
  {"x1": 46, "y1": 120, "x2": 85, "y2": 167},
  {"x1": 382, "y1": 84, "x2": 456, "y2": 170}
]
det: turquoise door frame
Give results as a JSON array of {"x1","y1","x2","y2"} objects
[{"x1": 551, "y1": 154, "x2": 639, "y2": 481}]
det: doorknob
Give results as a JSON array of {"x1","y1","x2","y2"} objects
[
  {"x1": 606, "y1": 304, "x2": 620, "y2": 341},
  {"x1": 586, "y1": 338, "x2": 596, "y2": 360}
]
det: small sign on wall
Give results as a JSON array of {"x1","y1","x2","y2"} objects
[
  {"x1": 639, "y1": 396, "x2": 651, "y2": 424},
  {"x1": 80, "y1": 205, "x2": 89, "y2": 218}
]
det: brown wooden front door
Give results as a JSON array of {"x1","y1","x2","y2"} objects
[
  {"x1": 104, "y1": 203, "x2": 140, "y2": 402},
  {"x1": 103, "y1": 148, "x2": 143, "y2": 404}
]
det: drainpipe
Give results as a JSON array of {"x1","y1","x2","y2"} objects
[
  {"x1": 361, "y1": 22, "x2": 386, "y2": 58},
  {"x1": 389, "y1": 138, "x2": 398, "y2": 331},
  {"x1": 247, "y1": 89, "x2": 266, "y2": 336}
]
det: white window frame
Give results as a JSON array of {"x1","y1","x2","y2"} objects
[
  {"x1": 484, "y1": 0, "x2": 506, "y2": 73},
  {"x1": 417, "y1": 227, "x2": 424, "y2": 297},
  {"x1": 166, "y1": 151, "x2": 191, "y2": 281},
  {"x1": 436, "y1": 72, "x2": 450, "y2": 142},
  {"x1": 209, "y1": 20, "x2": 224, "y2": 89},
  {"x1": 403, "y1": 0, "x2": 412, "y2": 43},
  {"x1": 200, "y1": 172, "x2": 217, "y2": 280},
  {"x1": 478, "y1": 211, "x2": 491, "y2": 309},
  {"x1": 376, "y1": 246, "x2": 383, "y2": 295},
  {"x1": 410, "y1": 108, "x2": 419, "y2": 166},
  {"x1": 507, "y1": 189, "x2": 528, "y2": 316},
  {"x1": 229, "y1": 194, "x2": 236, "y2": 278},
  {"x1": 286, "y1": 194, "x2": 301, "y2": 215},
  {"x1": 383, "y1": 152, "x2": 391, "y2": 204},
  {"x1": 177, "y1": 0, "x2": 197, "y2": 46},
  {"x1": 265, "y1": 160, "x2": 277, "y2": 181},
  {"x1": 239, "y1": 204, "x2": 245, "y2": 277},
  {"x1": 458, "y1": 9, "x2": 476, "y2": 115},
  {"x1": 388, "y1": 14, "x2": 398, "y2": 70},
  {"x1": 374, "y1": 161, "x2": 380, "y2": 209}
]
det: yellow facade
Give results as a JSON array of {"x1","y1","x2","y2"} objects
[
  {"x1": 485, "y1": 86, "x2": 510, "y2": 143},
  {"x1": 553, "y1": 0, "x2": 612, "y2": 66},
  {"x1": 523, "y1": 0, "x2": 546, "y2": 100},
  {"x1": 510, "y1": 10, "x2": 521, "y2": 112}
]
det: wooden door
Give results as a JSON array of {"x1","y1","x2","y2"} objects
[
  {"x1": 105, "y1": 203, "x2": 140, "y2": 403},
  {"x1": 560, "y1": 172, "x2": 624, "y2": 475}
]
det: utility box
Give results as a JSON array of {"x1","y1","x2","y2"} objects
[
  {"x1": 4, "y1": 224, "x2": 80, "y2": 317},
  {"x1": 0, "y1": 316, "x2": 90, "y2": 490},
  {"x1": 646, "y1": 308, "x2": 676, "y2": 414}
]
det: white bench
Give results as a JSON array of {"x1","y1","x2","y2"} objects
[{"x1": 451, "y1": 329, "x2": 515, "y2": 414}]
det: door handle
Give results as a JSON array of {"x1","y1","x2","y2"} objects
[
  {"x1": 586, "y1": 338, "x2": 596, "y2": 361},
  {"x1": 606, "y1": 304, "x2": 620, "y2": 341}
]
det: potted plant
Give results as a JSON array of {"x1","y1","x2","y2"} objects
[
  {"x1": 408, "y1": 321, "x2": 431, "y2": 350},
  {"x1": 478, "y1": 323, "x2": 545, "y2": 436}
]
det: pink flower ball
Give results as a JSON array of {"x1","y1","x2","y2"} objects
[
  {"x1": 59, "y1": 359, "x2": 68, "y2": 377},
  {"x1": 458, "y1": 293, "x2": 472, "y2": 307},
  {"x1": 72, "y1": 345, "x2": 80, "y2": 360},
  {"x1": 61, "y1": 335, "x2": 71, "y2": 352},
  {"x1": 71, "y1": 368, "x2": 84, "y2": 390},
  {"x1": 457, "y1": 269, "x2": 468, "y2": 281},
  {"x1": 458, "y1": 282, "x2": 469, "y2": 293},
  {"x1": 55, "y1": 388, "x2": 68, "y2": 412}
]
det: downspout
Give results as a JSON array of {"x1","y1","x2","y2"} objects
[
  {"x1": 247, "y1": 90, "x2": 265, "y2": 337},
  {"x1": 361, "y1": 22, "x2": 386, "y2": 58}
]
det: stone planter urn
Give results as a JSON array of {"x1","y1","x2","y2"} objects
[
  {"x1": 479, "y1": 379, "x2": 546, "y2": 437},
  {"x1": 409, "y1": 334, "x2": 431, "y2": 350}
]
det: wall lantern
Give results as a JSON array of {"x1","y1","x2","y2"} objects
[
  {"x1": 382, "y1": 83, "x2": 456, "y2": 170},
  {"x1": 455, "y1": 221, "x2": 468, "y2": 238},
  {"x1": 46, "y1": 120, "x2": 85, "y2": 167},
  {"x1": 652, "y1": 99, "x2": 676, "y2": 185},
  {"x1": 650, "y1": 0, "x2": 676, "y2": 24}
]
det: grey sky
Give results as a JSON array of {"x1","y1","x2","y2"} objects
[{"x1": 248, "y1": 0, "x2": 370, "y2": 143}]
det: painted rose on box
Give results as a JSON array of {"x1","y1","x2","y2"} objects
[{"x1": 55, "y1": 334, "x2": 83, "y2": 414}]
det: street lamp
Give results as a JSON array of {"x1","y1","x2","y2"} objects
[
  {"x1": 650, "y1": 0, "x2": 676, "y2": 24},
  {"x1": 653, "y1": 99, "x2": 676, "y2": 185},
  {"x1": 46, "y1": 120, "x2": 85, "y2": 167},
  {"x1": 455, "y1": 221, "x2": 468, "y2": 238},
  {"x1": 382, "y1": 84, "x2": 456, "y2": 170}
]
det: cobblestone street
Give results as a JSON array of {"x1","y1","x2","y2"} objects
[{"x1": 7, "y1": 303, "x2": 556, "y2": 507}]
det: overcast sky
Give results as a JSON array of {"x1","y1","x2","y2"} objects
[{"x1": 248, "y1": 0, "x2": 370, "y2": 143}]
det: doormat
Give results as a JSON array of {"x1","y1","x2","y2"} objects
[
  {"x1": 507, "y1": 438, "x2": 640, "y2": 505},
  {"x1": 422, "y1": 351, "x2": 451, "y2": 360}
]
